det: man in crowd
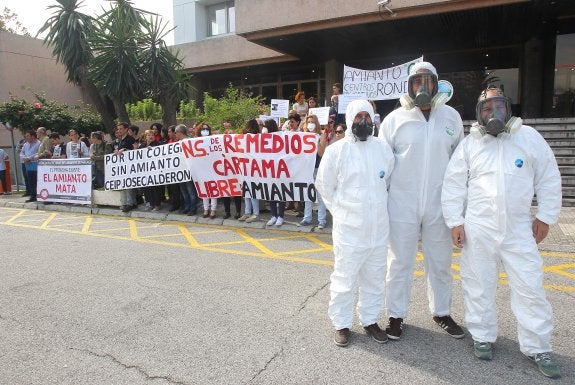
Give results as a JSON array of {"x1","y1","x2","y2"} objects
[
  {"x1": 19, "y1": 130, "x2": 40, "y2": 202},
  {"x1": 379, "y1": 61, "x2": 465, "y2": 340},
  {"x1": 113, "y1": 122, "x2": 137, "y2": 212},
  {"x1": 442, "y1": 86, "x2": 562, "y2": 379},
  {"x1": 49, "y1": 133, "x2": 66, "y2": 159},
  {"x1": 33, "y1": 127, "x2": 52, "y2": 160},
  {"x1": 174, "y1": 124, "x2": 198, "y2": 215},
  {"x1": 316, "y1": 99, "x2": 395, "y2": 347}
]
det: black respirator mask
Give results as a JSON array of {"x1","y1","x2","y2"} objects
[
  {"x1": 351, "y1": 118, "x2": 373, "y2": 141},
  {"x1": 471, "y1": 92, "x2": 522, "y2": 139},
  {"x1": 483, "y1": 108, "x2": 507, "y2": 136},
  {"x1": 408, "y1": 73, "x2": 438, "y2": 108}
]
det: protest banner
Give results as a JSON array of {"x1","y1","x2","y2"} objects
[
  {"x1": 104, "y1": 142, "x2": 192, "y2": 190},
  {"x1": 37, "y1": 159, "x2": 92, "y2": 204},
  {"x1": 308, "y1": 107, "x2": 331, "y2": 125},
  {"x1": 181, "y1": 132, "x2": 318, "y2": 201},
  {"x1": 270, "y1": 99, "x2": 290, "y2": 119},
  {"x1": 342, "y1": 57, "x2": 423, "y2": 100}
]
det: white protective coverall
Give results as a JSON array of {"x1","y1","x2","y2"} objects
[
  {"x1": 441, "y1": 125, "x2": 562, "y2": 355},
  {"x1": 316, "y1": 100, "x2": 395, "y2": 329},
  {"x1": 379, "y1": 80, "x2": 464, "y2": 319}
]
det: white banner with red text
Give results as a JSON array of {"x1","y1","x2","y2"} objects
[
  {"x1": 181, "y1": 132, "x2": 318, "y2": 201},
  {"x1": 37, "y1": 159, "x2": 92, "y2": 204}
]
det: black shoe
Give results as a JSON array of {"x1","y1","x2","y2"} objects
[
  {"x1": 122, "y1": 205, "x2": 134, "y2": 213},
  {"x1": 182, "y1": 209, "x2": 190, "y2": 214},
  {"x1": 22, "y1": 193, "x2": 30, "y2": 197},
  {"x1": 223, "y1": 212, "x2": 231, "y2": 219},
  {"x1": 433, "y1": 315, "x2": 465, "y2": 339},
  {"x1": 234, "y1": 212, "x2": 241, "y2": 219},
  {"x1": 334, "y1": 328, "x2": 350, "y2": 347},
  {"x1": 364, "y1": 323, "x2": 388, "y2": 344},
  {"x1": 25, "y1": 198, "x2": 37, "y2": 203},
  {"x1": 386, "y1": 317, "x2": 403, "y2": 340},
  {"x1": 168, "y1": 206, "x2": 179, "y2": 212}
]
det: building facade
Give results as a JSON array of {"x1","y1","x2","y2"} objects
[{"x1": 173, "y1": 0, "x2": 575, "y2": 120}]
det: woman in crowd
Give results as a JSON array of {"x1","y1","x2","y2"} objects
[
  {"x1": 299, "y1": 114, "x2": 327, "y2": 229},
  {"x1": 307, "y1": 96, "x2": 319, "y2": 110},
  {"x1": 66, "y1": 129, "x2": 90, "y2": 158},
  {"x1": 263, "y1": 119, "x2": 286, "y2": 227},
  {"x1": 293, "y1": 91, "x2": 308, "y2": 118},
  {"x1": 238, "y1": 119, "x2": 261, "y2": 223},
  {"x1": 141, "y1": 129, "x2": 163, "y2": 210},
  {"x1": 195, "y1": 123, "x2": 218, "y2": 218},
  {"x1": 89, "y1": 131, "x2": 108, "y2": 189},
  {"x1": 150, "y1": 122, "x2": 163, "y2": 143}
]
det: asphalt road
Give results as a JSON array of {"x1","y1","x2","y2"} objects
[{"x1": 0, "y1": 208, "x2": 573, "y2": 384}]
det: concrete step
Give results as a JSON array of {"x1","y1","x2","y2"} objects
[
  {"x1": 562, "y1": 175, "x2": 575, "y2": 185},
  {"x1": 559, "y1": 166, "x2": 575, "y2": 175},
  {"x1": 562, "y1": 198, "x2": 575, "y2": 207},
  {"x1": 546, "y1": 139, "x2": 575, "y2": 146},
  {"x1": 556, "y1": 156, "x2": 575, "y2": 165},
  {"x1": 539, "y1": 131, "x2": 575, "y2": 139},
  {"x1": 562, "y1": 186, "x2": 575, "y2": 198},
  {"x1": 552, "y1": 148, "x2": 575, "y2": 156}
]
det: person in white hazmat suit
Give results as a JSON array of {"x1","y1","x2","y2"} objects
[
  {"x1": 441, "y1": 86, "x2": 562, "y2": 379},
  {"x1": 315, "y1": 99, "x2": 395, "y2": 347},
  {"x1": 379, "y1": 61, "x2": 465, "y2": 340}
]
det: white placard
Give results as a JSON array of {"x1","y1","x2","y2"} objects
[
  {"x1": 104, "y1": 142, "x2": 192, "y2": 190},
  {"x1": 270, "y1": 99, "x2": 290, "y2": 119},
  {"x1": 308, "y1": 107, "x2": 331, "y2": 125},
  {"x1": 343, "y1": 57, "x2": 423, "y2": 100},
  {"x1": 37, "y1": 159, "x2": 93, "y2": 204}
]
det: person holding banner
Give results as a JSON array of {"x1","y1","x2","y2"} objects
[
  {"x1": 113, "y1": 122, "x2": 138, "y2": 213},
  {"x1": 66, "y1": 129, "x2": 90, "y2": 159},
  {"x1": 175, "y1": 124, "x2": 199, "y2": 215},
  {"x1": 379, "y1": 61, "x2": 465, "y2": 341},
  {"x1": 263, "y1": 119, "x2": 286, "y2": 227},
  {"x1": 315, "y1": 99, "x2": 395, "y2": 347},
  {"x1": 299, "y1": 114, "x2": 327, "y2": 229},
  {"x1": 195, "y1": 123, "x2": 219, "y2": 219},
  {"x1": 238, "y1": 119, "x2": 261, "y2": 223}
]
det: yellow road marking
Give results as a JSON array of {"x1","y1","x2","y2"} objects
[
  {"x1": 1, "y1": 208, "x2": 574, "y2": 292},
  {"x1": 82, "y1": 217, "x2": 93, "y2": 234},
  {"x1": 40, "y1": 213, "x2": 58, "y2": 228}
]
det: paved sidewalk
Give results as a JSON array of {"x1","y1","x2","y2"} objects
[{"x1": 1, "y1": 192, "x2": 573, "y2": 253}]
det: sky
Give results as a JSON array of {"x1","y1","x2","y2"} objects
[{"x1": 3, "y1": 0, "x2": 175, "y2": 45}]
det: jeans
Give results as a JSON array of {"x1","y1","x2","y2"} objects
[
  {"x1": 244, "y1": 198, "x2": 260, "y2": 215},
  {"x1": 303, "y1": 168, "x2": 327, "y2": 225},
  {"x1": 180, "y1": 181, "x2": 198, "y2": 212}
]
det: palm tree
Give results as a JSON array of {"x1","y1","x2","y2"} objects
[
  {"x1": 38, "y1": 0, "x2": 115, "y2": 130},
  {"x1": 89, "y1": 0, "x2": 149, "y2": 123},
  {"x1": 140, "y1": 15, "x2": 194, "y2": 126}
]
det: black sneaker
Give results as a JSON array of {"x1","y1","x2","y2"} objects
[
  {"x1": 433, "y1": 315, "x2": 465, "y2": 339},
  {"x1": 334, "y1": 328, "x2": 350, "y2": 347},
  {"x1": 364, "y1": 323, "x2": 388, "y2": 344},
  {"x1": 386, "y1": 317, "x2": 403, "y2": 340}
]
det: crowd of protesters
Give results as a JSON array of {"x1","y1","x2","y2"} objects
[{"x1": 7, "y1": 68, "x2": 564, "y2": 379}]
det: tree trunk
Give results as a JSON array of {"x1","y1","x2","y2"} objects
[
  {"x1": 79, "y1": 75, "x2": 116, "y2": 133},
  {"x1": 161, "y1": 96, "x2": 178, "y2": 127},
  {"x1": 113, "y1": 98, "x2": 130, "y2": 123}
]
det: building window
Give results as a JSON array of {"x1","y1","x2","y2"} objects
[
  {"x1": 553, "y1": 33, "x2": 575, "y2": 117},
  {"x1": 207, "y1": 1, "x2": 235, "y2": 37}
]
